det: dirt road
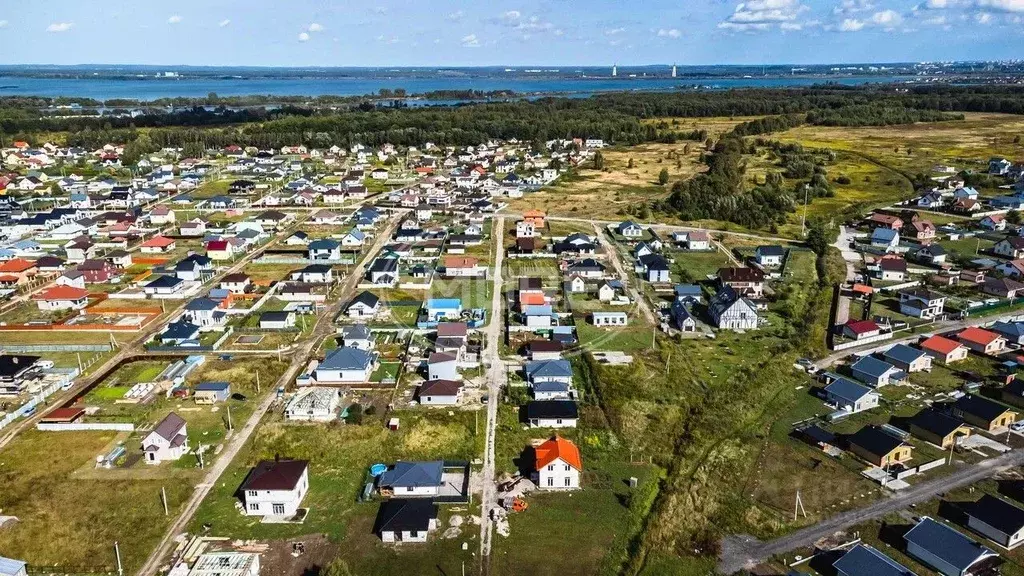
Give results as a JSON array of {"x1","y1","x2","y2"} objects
[
  {"x1": 478, "y1": 216, "x2": 505, "y2": 574},
  {"x1": 592, "y1": 223, "x2": 658, "y2": 326}
]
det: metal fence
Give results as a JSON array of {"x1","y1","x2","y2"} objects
[{"x1": 0, "y1": 344, "x2": 113, "y2": 353}]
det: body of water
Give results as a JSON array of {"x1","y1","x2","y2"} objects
[{"x1": 0, "y1": 74, "x2": 920, "y2": 100}]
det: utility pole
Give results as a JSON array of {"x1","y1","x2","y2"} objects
[
  {"x1": 227, "y1": 404, "x2": 233, "y2": 431},
  {"x1": 115, "y1": 541, "x2": 123, "y2": 576},
  {"x1": 77, "y1": 352, "x2": 83, "y2": 373},
  {"x1": 793, "y1": 490, "x2": 807, "y2": 521},
  {"x1": 197, "y1": 443, "x2": 205, "y2": 469},
  {"x1": 801, "y1": 184, "x2": 810, "y2": 237},
  {"x1": 256, "y1": 371, "x2": 261, "y2": 394},
  {"x1": 161, "y1": 486, "x2": 169, "y2": 515}
]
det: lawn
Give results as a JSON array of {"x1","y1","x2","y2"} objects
[
  {"x1": 427, "y1": 279, "x2": 494, "y2": 311},
  {"x1": 190, "y1": 409, "x2": 483, "y2": 570},
  {"x1": 505, "y1": 258, "x2": 560, "y2": 279},
  {"x1": 670, "y1": 249, "x2": 733, "y2": 281}
]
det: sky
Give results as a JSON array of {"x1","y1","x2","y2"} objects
[{"x1": 0, "y1": 0, "x2": 1021, "y2": 67}]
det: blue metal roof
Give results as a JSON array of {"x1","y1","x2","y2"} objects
[
  {"x1": 525, "y1": 359, "x2": 573, "y2": 380},
  {"x1": 872, "y1": 228, "x2": 899, "y2": 242},
  {"x1": 833, "y1": 544, "x2": 915, "y2": 576},
  {"x1": 319, "y1": 346, "x2": 374, "y2": 371},
  {"x1": 824, "y1": 378, "x2": 875, "y2": 404},
  {"x1": 884, "y1": 344, "x2": 927, "y2": 365},
  {"x1": 195, "y1": 381, "x2": 230, "y2": 392},
  {"x1": 851, "y1": 356, "x2": 898, "y2": 379},
  {"x1": 904, "y1": 517, "x2": 996, "y2": 573},
  {"x1": 379, "y1": 460, "x2": 443, "y2": 488}
]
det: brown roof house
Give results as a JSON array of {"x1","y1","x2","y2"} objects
[{"x1": 239, "y1": 459, "x2": 310, "y2": 518}]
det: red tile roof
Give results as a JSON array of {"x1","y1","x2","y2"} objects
[
  {"x1": 535, "y1": 436, "x2": 582, "y2": 471},
  {"x1": 844, "y1": 320, "x2": 880, "y2": 335},
  {"x1": 958, "y1": 327, "x2": 1002, "y2": 346},
  {"x1": 920, "y1": 335, "x2": 964, "y2": 355},
  {"x1": 34, "y1": 285, "x2": 89, "y2": 301}
]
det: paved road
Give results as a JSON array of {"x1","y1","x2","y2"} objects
[
  {"x1": 479, "y1": 216, "x2": 505, "y2": 574},
  {"x1": 592, "y1": 223, "x2": 658, "y2": 326},
  {"x1": 717, "y1": 449, "x2": 1024, "y2": 574},
  {"x1": 136, "y1": 213, "x2": 402, "y2": 576}
]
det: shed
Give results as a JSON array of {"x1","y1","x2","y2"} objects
[{"x1": 193, "y1": 381, "x2": 231, "y2": 404}]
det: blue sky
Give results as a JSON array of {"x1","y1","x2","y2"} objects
[{"x1": 0, "y1": 0, "x2": 1021, "y2": 66}]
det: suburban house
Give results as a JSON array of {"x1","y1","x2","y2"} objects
[
  {"x1": 754, "y1": 245, "x2": 785, "y2": 268},
  {"x1": 833, "y1": 544, "x2": 915, "y2": 576},
  {"x1": 957, "y1": 327, "x2": 1007, "y2": 356},
  {"x1": 919, "y1": 335, "x2": 970, "y2": 364},
  {"x1": 525, "y1": 359, "x2": 573, "y2": 386},
  {"x1": 850, "y1": 356, "x2": 905, "y2": 387},
  {"x1": 0, "y1": 557, "x2": 27, "y2": 576},
  {"x1": 708, "y1": 285, "x2": 759, "y2": 331},
  {"x1": 417, "y1": 379, "x2": 463, "y2": 405},
  {"x1": 982, "y1": 277, "x2": 1024, "y2": 299},
  {"x1": 908, "y1": 409, "x2": 971, "y2": 449},
  {"x1": 717, "y1": 267, "x2": 765, "y2": 298},
  {"x1": 206, "y1": 240, "x2": 234, "y2": 261},
  {"x1": 882, "y1": 344, "x2": 932, "y2": 373},
  {"x1": 992, "y1": 321, "x2": 1024, "y2": 345},
  {"x1": 904, "y1": 517, "x2": 999, "y2": 576},
  {"x1": 139, "y1": 235, "x2": 176, "y2": 254},
  {"x1": 952, "y1": 394, "x2": 1017, "y2": 432},
  {"x1": 141, "y1": 412, "x2": 189, "y2": 464},
  {"x1": 995, "y1": 237, "x2": 1024, "y2": 259},
  {"x1": 378, "y1": 461, "x2": 444, "y2": 497},
  {"x1": 591, "y1": 311, "x2": 628, "y2": 327},
  {"x1": 314, "y1": 347, "x2": 377, "y2": 383},
  {"x1": 239, "y1": 459, "x2": 309, "y2": 518},
  {"x1": 291, "y1": 264, "x2": 334, "y2": 284},
  {"x1": 33, "y1": 285, "x2": 89, "y2": 311},
  {"x1": 524, "y1": 400, "x2": 579, "y2": 428},
  {"x1": 347, "y1": 291, "x2": 381, "y2": 319},
  {"x1": 899, "y1": 288, "x2": 946, "y2": 319},
  {"x1": 847, "y1": 425, "x2": 914, "y2": 467},
  {"x1": 870, "y1": 227, "x2": 900, "y2": 251},
  {"x1": 193, "y1": 381, "x2": 231, "y2": 404},
  {"x1": 823, "y1": 378, "x2": 880, "y2": 414},
  {"x1": 966, "y1": 494, "x2": 1024, "y2": 550},
  {"x1": 533, "y1": 435, "x2": 582, "y2": 490},
  {"x1": 374, "y1": 499, "x2": 439, "y2": 543},
  {"x1": 339, "y1": 324, "x2": 375, "y2": 350},
  {"x1": 616, "y1": 221, "x2": 644, "y2": 238},
  {"x1": 427, "y1": 352, "x2": 458, "y2": 381},
  {"x1": 842, "y1": 319, "x2": 882, "y2": 341},
  {"x1": 260, "y1": 311, "x2": 296, "y2": 330},
  {"x1": 423, "y1": 299, "x2": 463, "y2": 323},
  {"x1": 441, "y1": 256, "x2": 487, "y2": 278}
]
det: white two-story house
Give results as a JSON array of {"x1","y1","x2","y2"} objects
[{"x1": 239, "y1": 459, "x2": 310, "y2": 517}]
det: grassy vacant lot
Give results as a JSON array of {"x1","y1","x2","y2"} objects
[
  {"x1": 506, "y1": 141, "x2": 704, "y2": 221},
  {"x1": 190, "y1": 409, "x2": 483, "y2": 574},
  {"x1": 427, "y1": 279, "x2": 493, "y2": 311},
  {"x1": 0, "y1": 430, "x2": 197, "y2": 572},
  {"x1": 505, "y1": 258, "x2": 560, "y2": 279}
]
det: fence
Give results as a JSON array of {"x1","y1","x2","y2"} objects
[
  {"x1": 0, "y1": 344, "x2": 112, "y2": 353},
  {"x1": 37, "y1": 422, "x2": 135, "y2": 432},
  {"x1": 0, "y1": 369, "x2": 79, "y2": 431},
  {"x1": 830, "y1": 331, "x2": 895, "y2": 351}
]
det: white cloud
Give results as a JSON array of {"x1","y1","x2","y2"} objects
[
  {"x1": 501, "y1": 10, "x2": 521, "y2": 23},
  {"x1": 0, "y1": 20, "x2": 8, "y2": 28},
  {"x1": 720, "y1": 0, "x2": 809, "y2": 31},
  {"x1": 923, "y1": 14, "x2": 948, "y2": 23},
  {"x1": 376, "y1": 34, "x2": 400, "y2": 44},
  {"x1": 167, "y1": 15, "x2": 182, "y2": 24},
  {"x1": 218, "y1": 19, "x2": 231, "y2": 27},
  {"x1": 975, "y1": 10, "x2": 994, "y2": 21},
  {"x1": 46, "y1": 22, "x2": 74, "y2": 33},
  {"x1": 780, "y1": 21, "x2": 803, "y2": 29},
  {"x1": 461, "y1": 33, "x2": 480, "y2": 47},
  {"x1": 835, "y1": 0, "x2": 875, "y2": 13},
  {"x1": 976, "y1": 0, "x2": 1024, "y2": 12},
  {"x1": 871, "y1": 9, "x2": 903, "y2": 26},
  {"x1": 446, "y1": 10, "x2": 464, "y2": 21},
  {"x1": 308, "y1": 22, "x2": 323, "y2": 32},
  {"x1": 839, "y1": 17, "x2": 866, "y2": 30},
  {"x1": 605, "y1": 27, "x2": 626, "y2": 35},
  {"x1": 298, "y1": 32, "x2": 311, "y2": 41},
  {"x1": 657, "y1": 28, "x2": 682, "y2": 37},
  {"x1": 373, "y1": 6, "x2": 388, "y2": 14}
]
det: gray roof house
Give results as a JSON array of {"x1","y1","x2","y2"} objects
[
  {"x1": 823, "y1": 378, "x2": 880, "y2": 414},
  {"x1": 851, "y1": 355, "x2": 906, "y2": 387},
  {"x1": 524, "y1": 359, "x2": 573, "y2": 384},
  {"x1": 833, "y1": 544, "x2": 915, "y2": 576},
  {"x1": 378, "y1": 461, "x2": 444, "y2": 496},
  {"x1": 904, "y1": 517, "x2": 1000, "y2": 576},
  {"x1": 314, "y1": 346, "x2": 376, "y2": 383},
  {"x1": 883, "y1": 344, "x2": 933, "y2": 373}
]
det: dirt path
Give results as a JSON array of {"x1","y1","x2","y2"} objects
[
  {"x1": 135, "y1": 212, "x2": 404, "y2": 576},
  {"x1": 479, "y1": 216, "x2": 505, "y2": 574},
  {"x1": 592, "y1": 223, "x2": 658, "y2": 326}
]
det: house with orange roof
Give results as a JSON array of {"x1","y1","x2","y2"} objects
[
  {"x1": 532, "y1": 435, "x2": 582, "y2": 490},
  {"x1": 139, "y1": 235, "x2": 177, "y2": 254},
  {"x1": 919, "y1": 335, "x2": 970, "y2": 364},
  {"x1": 33, "y1": 285, "x2": 89, "y2": 311},
  {"x1": 958, "y1": 327, "x2": 1007, "y2": 356},
  {"x1": 440, "y1": 256, "x2": 487, "y2": 279},
  {"x1": 522, "y1": 209, "x2": 546, "y2": 228},
  {"x1": 0, "y1": 258, "x2": 38, "y2": 285}
]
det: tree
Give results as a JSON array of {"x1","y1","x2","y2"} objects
[
  {"x1": 1009, "y1": 210, "x2": 1022, "y2": 225},
  {"x1": 321, "y1": 560, "x2": 353, "y2": 576},
  {"x1": 658, "y1": 168, "x2": 669, "y2": 185},
  {"x1": 627, "y1": 158, "x2": 634, "y2": 169},
  {"x1": 1015, "y1": 135, "x2": 1022, "y2": 144},
  {"x1": 593, "y1": 151, "x2": 605, "y2": 170},
  {"x1": 805, "y1": 219, "x2": 834, "y2": 256}
]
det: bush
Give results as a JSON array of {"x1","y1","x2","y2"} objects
[
  {"x1": 836, "y1": 175, "x2": 852, "y2": 185},
  {"x1": 345, "y1": 403, "x2": 364, "y2": 424}
]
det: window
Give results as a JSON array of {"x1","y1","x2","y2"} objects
[
  {"x1": 247, "y1": 490, "x2": 257, "y2": 497},
  {"x1": 556, "y1": 419, "x2": 562, "y2": 424},
  {"x1": 564, "y1": 464, "x2": 570, "y2": 471},
  {"x1": 547, "y1": 464, "x2": 554, "y2": 471},
  {"x1": 565, "y1": 477, "x2": 572, "y2": 487},
  {"x1": 248, "y1": 503, "x2": 259, "y2": 511},
  {"x1": 410, "y1": 530, "x2": 419, "y2": 538},
  {"x1": 272, "y1": 503, "x2": 285, "y2": 515},
  {"x1": 547, "y1": 477, "x2": 554, "y2": 487}
]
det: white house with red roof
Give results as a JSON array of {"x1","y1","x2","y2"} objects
[
  {"x1": 206, "y1": 239, "x2": 234, "y2": 261},
  {"x1": 919, "y1": 335, "x2": 970, "y2": 364},
  {"x1": 33, "y1": 285, "x2": 89, "y2": 311},
  {"x1": 533, "y1": 436, "x2": 582, "y2": 490},
  {"x1": 139, "y1": 235, "x2": 176, "y2": 254},
  {"x1": 958, "y1": 327, "x2": 1007, "y2": 356},
  {"x1": 842, "y1": 319, "x2": 881, "y2": 341}
]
